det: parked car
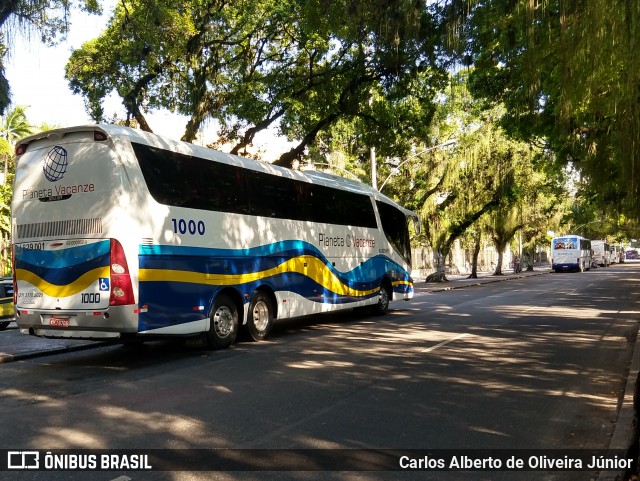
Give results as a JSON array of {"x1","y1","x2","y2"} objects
[
  {"x1": 626, "y1": 250, "x2": 638, "y2": 260},
  {"x1": 0, "y1": 278, "x2": 14, "y2": 330}
]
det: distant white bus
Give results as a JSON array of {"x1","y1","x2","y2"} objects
[
  {"x1": 610, "y1": 244, "x2": 622, "y2": 264},
  {"x1": 551, "y1": 235, "x2": 592, "y2": 272},
  {"x1": 11, "y1": 125, "x2": 419, "y2": 348},
  {"x1": 591, "y1": 240, "x2": 610, "y2": 267}
]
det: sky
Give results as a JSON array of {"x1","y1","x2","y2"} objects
[
  {"x1": 5, "y1": 1, "x2": 139, "y2": 129},
  {"x1": 3, "y1": 1, "x2": 290, "y2": 156}
]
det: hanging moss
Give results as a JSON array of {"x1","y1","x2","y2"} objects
[{"x1": 465, "y1": 0, "x2": 640, "y2": 218}]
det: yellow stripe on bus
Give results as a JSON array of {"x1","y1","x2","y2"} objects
[
  {"x1": 139, "y1": 256, "x2": 379, "y2": 298},
  {"x1": 15, "y1": 267, "x2": 111, "y2": 298}
]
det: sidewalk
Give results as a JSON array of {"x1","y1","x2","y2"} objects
[
  {"x1": 414, "y1": 265, "x2": 550, "y2": 294},
  {"x1": 0, "y1": 326, "x2": 105, "y2": 363}
]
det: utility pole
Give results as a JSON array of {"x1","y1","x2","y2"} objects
[{"x1": 370, "y1": 146, "x2": 377, "y2": 190}]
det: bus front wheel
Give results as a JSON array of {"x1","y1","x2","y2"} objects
[
  {"x1": 373, "y1": 282, "x2": 391, "y2": 315},
  {"x1": 245, "y1": 291, "x2": 274, "y2": 342},
  {"x1": 205, "y1": 294, "x2": 238, "y2": 349}
]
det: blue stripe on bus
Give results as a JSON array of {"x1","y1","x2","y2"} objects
[
  {"x1": 137, "y1": 241, "x2": 412, "y2": 332},
  {"x1": 15, "y1": 240, "x2": 111, "y2": 286},
  {"x1": 138, "y1": 272, "x2": 382, "y2": 331},
  {"x1": 16, "y1": 240, "x2": 110, "y2": 269},
  {"x1": 138, "y1": 243, "x2": 409, "y2": 292},
  {"x1": 14, "y1": 239, "x2": 412, "y2": 332},
  {"x1": 139, "y1": 240, "x2": 315, "y2": 258}
]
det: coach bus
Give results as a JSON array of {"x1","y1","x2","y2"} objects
[
  {"x1": 11, "y1": 125, "x2": 418, "y2": 349},
  {"x1": 591, "y1": 239, "x2": 610, "y2": 267},
  {"x1": 551, "y1": 235, "x2": 592, "y2": 273},
  {"x1": 610, "y1": 244, "x2": 622, "y2": 264}
]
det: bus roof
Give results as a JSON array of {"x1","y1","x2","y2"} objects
[
  {"x1": 16, "y1": 124, "x2": 419, "y2": 222},
  {"x1": 552, "y1": 234, "x2": 587, "y2": 240}
]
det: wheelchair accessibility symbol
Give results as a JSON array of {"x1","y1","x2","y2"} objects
[{"x1": 99, "y1": 278, "x2": 110, "y2": 291}]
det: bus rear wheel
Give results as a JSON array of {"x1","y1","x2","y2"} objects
[
  {"x1": 245, "y1": 291, "x2": 273, "y2": 342},
  {"x1": 205, "y1": 294, "x2": 238, "y2": 349}
]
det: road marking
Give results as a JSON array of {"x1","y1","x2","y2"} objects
[{"x1": 421, "y1": 333, "x2": 468, "y2": 353}]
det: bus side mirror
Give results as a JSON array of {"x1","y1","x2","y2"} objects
[{"x1": 410, "y1": 214, "x2": 422, "y2": 234}]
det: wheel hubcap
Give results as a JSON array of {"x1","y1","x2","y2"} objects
[
  {"x1": 213, "y1": 306, "x2": 234, "y2": 338},
  {"x1": 252, "y1": 301, "x2": 270, "y2": 332}
]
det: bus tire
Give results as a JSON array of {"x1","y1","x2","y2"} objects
[
  {"x1": 0, "y1": 321, "x2": 9, "y2": 330},
  {"x1": 373, "y1": 281, "x2": 391, "y2": 315},
  {"x1": 245, "y1": 291, "x2": 274, "y2": 342},
  {"x1": 206, "y1": 294, "x2": 238, "y2": 349}
]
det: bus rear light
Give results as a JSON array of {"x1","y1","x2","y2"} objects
[
  {"x1": 109, "y1": 239, "x2": 135, "y2": 306},
  {"x1": 15, "y1": 144, "x2": 27, "y2": 156},
  {"x1": 111, "y1": 263, "x2": 126, "y2": 274},
  {"x1": 112, "y1": 287, "x2": 126, "y2": 298},
  {"x1": 11, "y1": 245, "x2": 17, "y2": 305}
]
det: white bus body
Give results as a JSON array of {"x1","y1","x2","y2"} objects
[
  {"x1": 551, "y1": 235, "x2": 592, "y2": 272},
  {"x1": 12, "y1": 125, "x2": 418, "y2": 348},
  {"x1": 591, "y1": 240, "x2": 610, "y2": 267}
]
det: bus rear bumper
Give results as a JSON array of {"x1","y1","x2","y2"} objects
[
  {"x1": 22, "y1": 328, "x2": 122, "y2": 340},
  {"x1": 552, "y1": 262, "x2": 580, "y2": 272},
  {"x1": 15, "y1": 305, "x2": 139, "y2": 339}
]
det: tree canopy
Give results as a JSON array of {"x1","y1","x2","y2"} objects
[
  {"x1": 1, "y1": 0, "x2": 639, "y2": 260},
  {"x1": 464, "y1": 0, "x2": 640, "y2": 222},
  {"x1": 0, "y1": 0, "x2": 101, "y2": 114},
  {"x1": 58, "y1": 0, "x2": 640, "y2": 229},
  {"x1": 65, "y1": 0, "x2": 452, "y2": 167}
]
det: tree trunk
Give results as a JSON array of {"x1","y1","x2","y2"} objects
[
  {"x1": 468, "y1": 233, "x2": 481, "y2": 279},
  {"x1": 525, "y1": 247, "x2": 534, "y2": 271},
  {"x1": 229, "y1": 109, "x2": 285, "y2": 155},
  {"x1": 426, "y1": 248, "x2": 448, "y2": 283},
  {"x1": 0, "y1": 231, "x2": 5, "y2": 276},
  {"x1": 493, "y1": 250, "x2": 504, "y2": 275},
  {"x1": 273, "y1": 113, "x2": 340, "y2": 168}
]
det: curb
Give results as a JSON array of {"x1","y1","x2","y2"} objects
[
  {"x1": 0, "y1": 340, "x2": 109, "y2": 364},
  {"x1": 417, "y1": 270, "x2": 549, "y2": 294},
  {"x1": 597, "y1": 323, "x2": 640, "y2": 481}
]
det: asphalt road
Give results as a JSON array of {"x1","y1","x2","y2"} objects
[{"x1": 0, "y1": 264, "x2": 639, "y2": 481}]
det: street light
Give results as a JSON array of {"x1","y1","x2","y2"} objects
[
  {"x1": 378, "y1": 139, "x2": 458, "y2": 192},
  {"x1": 568, "y1": 220, "x2": 605, "y2": 236}
]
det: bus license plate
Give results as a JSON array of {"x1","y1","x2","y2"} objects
[{"x1": 50, "y1": 317, "x2": 70, "y2": 328}]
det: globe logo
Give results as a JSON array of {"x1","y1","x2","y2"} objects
[{"x1": 43, "y1": 146, "x2": 68, "y2": 182}]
